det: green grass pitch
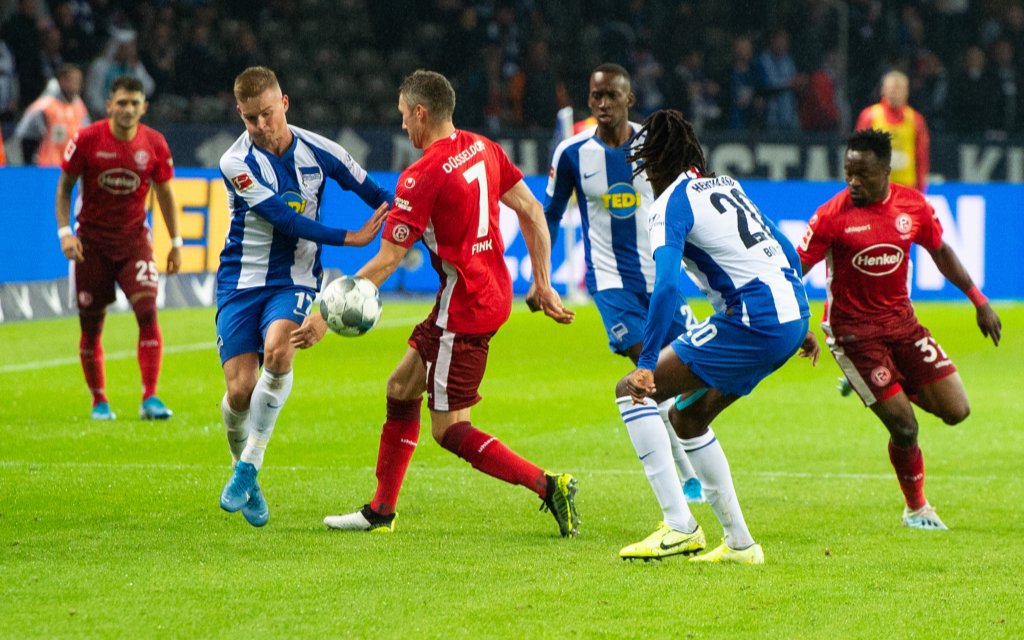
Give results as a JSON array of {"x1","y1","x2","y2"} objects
[{"x1": 1, "y1": 299, "x2": 1021, "y2": 638}]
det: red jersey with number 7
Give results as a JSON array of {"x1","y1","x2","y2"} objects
[
  {"x1": 62, "y1": 120, "x2": 174, "y2": 257},
  {"x1": 383, "y1": 130, "x2": 524, "y2": 334},
  {"x1": 797, "y1": 183, "x2": 943, "y2": 339}
]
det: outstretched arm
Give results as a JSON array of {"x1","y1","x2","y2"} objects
[
  {"x1": 927, "y1": 241, "x2": 1001, "y2": 346},
  {"x1": 503, "y1": 179, "x2": 574, "y2": 324}
]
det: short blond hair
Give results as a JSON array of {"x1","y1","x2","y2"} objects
[{"x1": 234, "y1": 66, "x2": 280, "y2": 102}]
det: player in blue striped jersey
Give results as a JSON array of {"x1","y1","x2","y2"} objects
[
  {"x1": 534, "y1": 64, "x2": 706, "y2": 511},
  {"x1": 216, "y1": 67, "x2": 390, "y2": 527},
  {"x1": 615, "y1": 110, "x2": 817, "y2": 564}
]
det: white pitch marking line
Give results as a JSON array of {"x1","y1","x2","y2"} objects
[
  {"x1": 0, "y1": 315, "x2": 425, "y2": 374},
  {"x1": 0, "y1": 460, "x2": 1000, "y2": 483}
]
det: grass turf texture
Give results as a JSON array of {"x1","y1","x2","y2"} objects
[{"x1": 1, "y1": 300, "x2": 1021, "y2": 639}]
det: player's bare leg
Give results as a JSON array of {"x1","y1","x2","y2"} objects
[
  {"x1": 220, "y1": 320, "x2": 297, "y2": 527},
  {"x1": 914, "y1": 373, "x2": 970, "y2": 425},
  {"x1": 871, "y1": 393, "x2": 948, "y2": 530}
]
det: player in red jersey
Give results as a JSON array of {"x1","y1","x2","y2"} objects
[
  {"x1": 292, "y1": 70, "x2": 580, "y2": 537},
  {"x1": 56, "y1": 75, "x2": 181, "y2": 421},
  {"x1": 798, "y1": 129, "x2": 1001, "y2": 531}
]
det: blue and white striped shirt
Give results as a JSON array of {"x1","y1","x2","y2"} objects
[
  {"x1": 545, "y1": 123, "x2": 655, "y2": 294},
  {"x1": 217, "y1": 125, "x2": 391, "y2": 295},
  {"x1": 640, "y1": 171, "x2": 809, "y2": 370}
]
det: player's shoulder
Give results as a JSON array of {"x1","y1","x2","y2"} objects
[
  {"x1": 552, "y1": 126, "x2": 597, "y2": 157},
  {"x1": 291, "y1": 125, "x2": 348, "y2": 158},
  {"x1": 75, "y1": 120, "x2": 108, "y2": 142},
  {"x1": 890, "y1": 183, "x2": 932, "y2": 214},
  {"x1": 815, "y1": 188, "x2": 851, "y2": 217},
  {"x1": 219, "y1": 131, "x2": 255, "y2": 171}
]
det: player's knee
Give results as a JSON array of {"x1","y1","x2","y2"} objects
[
  {"x1": 614, "y1": 376, "x2": 631, "y2": 399},
  {"x1": 670, "y1": 407, "x2": 709, "y2": 439},
  {"x1": 939, "y1": 401, "x2": 970, "y2": 425},
  {"x1": 886, "y1": 419, "x2": 919, "y2": 447},
  {"x1": 131, "y1": 294, "x2": 158, "y2": 326}
]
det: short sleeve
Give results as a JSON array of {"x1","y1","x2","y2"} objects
[
  {"x1": 62, "y1": 130, "x2": 86, "y2": 175},
  {"x1": 493, "y1": 141, "x2": 524, "y2": 196},
  {"x1": 797, "y1": 204, "x2": 833, "y2": 267},
  {"x1": 151, "y1": 132, "x2": 174, "y2": 183},
  {"x1": 384, "y1": 167, "x2": 437, "y2": 248},
  {"x1": 914, "y1": 200, "x2": 943, "y2": 250}
]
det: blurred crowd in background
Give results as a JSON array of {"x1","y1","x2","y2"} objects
[{"x1": 2, "y1": 0, "x2": 1024, "y2": 141}]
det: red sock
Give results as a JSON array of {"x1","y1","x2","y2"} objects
[
  {"x1": 133, "y1": 297, "x2": 162, "y2": 400},
  {"x1": 79, "y1": 313, "x2": 106, "y2": 405},
  {"x1": 888, "y1": 440, "x2": 926, "y2": 510},
  {"x1": 369, "y1": 397, "x2": 422, "y2": 515},
  {"x1": 441, "y1": 421, "x2": 547, "y2": 497}
]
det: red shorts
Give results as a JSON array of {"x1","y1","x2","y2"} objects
[
  {"x1": 73, "y1": 237, "x2": 158, "y2": 311},
  {"x1": 409, "y1": 318, "x2": 495, "y2": 412},
  {"x1": 826, "y1": 320, "x2": 957, "y2": 405}
]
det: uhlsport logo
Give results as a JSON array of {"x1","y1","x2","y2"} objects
[
  {"x1": 281, "y1": 191, "x2": 307, "y2": 214},
  {"x1": 852, "y1": 243, "x2": 904, "y2": 276},
  {"x1": 601, "y1": 182, "x2": 641, "y2": 220},
  {"x1": 97, "y1": 168, "x2": 141, "y2": 195}
]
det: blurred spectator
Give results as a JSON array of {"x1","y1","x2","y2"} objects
[
  {"x1": 911, "y1": 51, "x2": 949, "y2": 132},
  {"x1": 630, "y1": 41, "x2": 664, "y2": 117},
  {"x1": 988, "y1": 38, "x2": 1021, "y2": 133},
  {"x1": 52, "y1": 0, "x2": 96, "y2": 66},
  {"x1": 847, "y1": 0, "x2": 886, "y2": 116},
  {"x1": 722, "y1": 35, "x2": 761, "y2": 130},
  {"x1": 445, "y1": 6, "x2": 489, "y2": 129},
  {"x1": 663, "y1": 48, "x2": 720, "y2": 132},
  {"x1": 2, "y1": 0, "x2": 46, "y2": 110},
  {"x1": 40, "y1": 25, "x2": 65, "y2": 81},
  {"x1": 0, "y1": 126, "x2": 6, "y2": 165},
  {"x1": 788, "y1": 0, "x2": 840, "y2": 74},
  {"x1": 174, "y1": 23, "x2": 224, "y2": 101},
  {"x1": 946, "y1": 45, "x2": 996, "y2": 134},
  {"x1": 855, "y1": 70, "x2": 930, "y2": 191},
  {"x1": 141, "y1": 21, "x2": 177, "y2": 100},
  {"x1": 13, "y1": 63, "x2": 89, "y2": 165},
  {"x1": 225, "y1": 24, "x2": 261, "y2": 77},
  {"x1": 0, "y1": 38, "x2": 16, "y2": 120},
  {"x1": 799, "y1": 49, "x2": 841, "y2": 132},
  {"x1": 521, "y1": 39, "x2": 565, "y2": 129},
  {"x1": 756, "y1": 29, "x2": 801, "y2": 130},
  {"x1": 84, "y1": 29, "x2": 154, "y2": 118}
]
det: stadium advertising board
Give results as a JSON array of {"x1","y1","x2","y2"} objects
[{"x1": 0, "y1": 168, "x2": 1020, "y2": 322}]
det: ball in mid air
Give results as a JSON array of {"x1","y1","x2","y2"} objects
[{"x1": 319, "y1": 276, "x2": 382, "y2": 337}]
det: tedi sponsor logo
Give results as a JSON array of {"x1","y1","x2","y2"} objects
[{"x1": 852, "y1": 244, "x2": 904, "y2": 276}]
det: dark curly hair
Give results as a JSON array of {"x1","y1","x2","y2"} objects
[
  {"x1": 847, "y1": 129, "x2": 893, "y2": 165},
  {"x1": 627, "y1": 109, "x2": 714, "y2": 187}
]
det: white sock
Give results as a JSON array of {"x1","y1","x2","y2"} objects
[
  {"x1": 240, "y1": 369, "x2": 293, "y2": 470},
  {"x1": 221, "y1": 392, "x2": 249, "y2": 465},
  {"x1": 657, "y1": 398, "x2": 697, "y2": 482},
  {"x1": 617, "y1": 397, "x2": 696, "y2": 533},
  {"x1": 681, "y1": 428, "x2": 755, "y2": 549}
]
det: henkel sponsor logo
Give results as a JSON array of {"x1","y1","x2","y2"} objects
[
  {"x1": 97, "y1": 168, "x2": 141, "y2": 195},
  {"x1": 852, "y1": 243, "x2": 904, "y2": 276},
  {"x1": 442, "y1": 140, "x2": 486, "y2": 173}
]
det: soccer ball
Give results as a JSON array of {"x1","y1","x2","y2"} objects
[{"x1": 319, "y1": 276, "x2": 382, "y2": 337}]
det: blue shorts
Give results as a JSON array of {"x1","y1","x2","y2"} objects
[
  {"x1": 215, "y1": 286, "x2": 316, "y2": 364},
  {"x1": 593, "y1": 288, "x2": 695, "y2": 355},
  {"x1": 670, "y1": 312, "x2": 809, "y2": 397}
]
